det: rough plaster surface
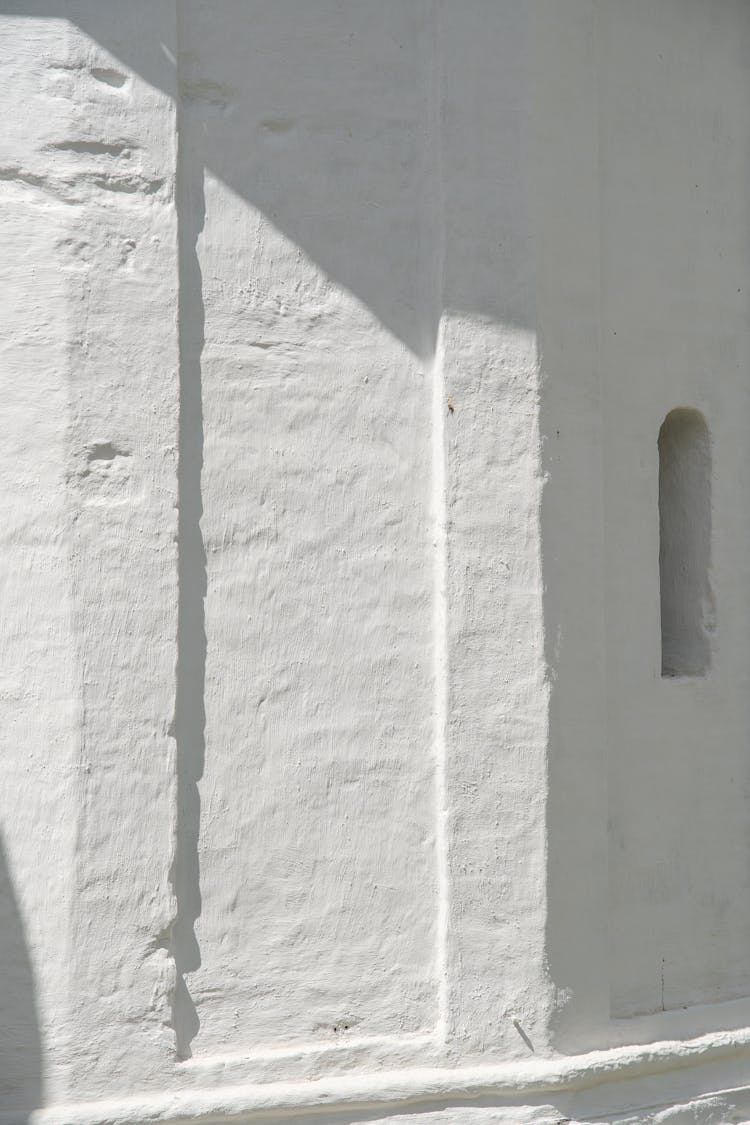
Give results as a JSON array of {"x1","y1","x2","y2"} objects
[{"x1": 1, "y1": 3, "x2": 750, "y2": 1124}]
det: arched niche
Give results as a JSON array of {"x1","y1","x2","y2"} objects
[{"x1": 658, "y1": 408, "x2": 712, "y2": 677}]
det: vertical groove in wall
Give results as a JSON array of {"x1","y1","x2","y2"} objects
[
  {"x1": 170, "y1": 2, "x2": 206, "y2": 1060},
  {"x1": 429, "y1": 0, "x2": 450, "y2": 1045}
]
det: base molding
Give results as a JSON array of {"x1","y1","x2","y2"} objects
[{"x1": 8, "y1": 1025, "x2": 750, "y2": 1125}]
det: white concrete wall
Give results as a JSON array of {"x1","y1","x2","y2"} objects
[
  {"x1": 599, "y1": 0, "x2": 750, "y2": 1023},
  {"x1": 1, "y1": 4, "x2": 750, "y2": 1124}
]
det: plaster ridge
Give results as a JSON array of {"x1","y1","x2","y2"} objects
[
  {"x1": 431, "y1": 318, "x2": 450, "y2": 1046},
  {"x1": 14, "y1": 1026, "x2": 750, "y2": 1125},
  {"x1": 429, "y1": 0, "x2": 450, "y2": 1048}
]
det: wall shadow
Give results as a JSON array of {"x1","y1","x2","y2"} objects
[
  {"x1": 12, "y1": 0, "x2": 439, "y2": 357},
  {"x1": 169, "y1": 86, "x2": 207, "y2": 1058},
  {"x1": 0, "y1": 831, "x2": 43, "y2": 1120}
]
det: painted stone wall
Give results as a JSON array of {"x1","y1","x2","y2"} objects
[{"x1": 1, "y1": 4, "x2": 750, "y2": 1124}]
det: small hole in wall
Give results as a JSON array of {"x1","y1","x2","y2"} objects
[
  {"x1": 90, "y1": 67, "x2": 127, "y2": 88},
  {"x1": 658, "y1": 408, "x2": 713, "y2": 677},
  {"x1": 87, "y1": 442, "x2": 126, "y2": 462}
]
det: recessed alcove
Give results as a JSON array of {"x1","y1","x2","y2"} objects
[{"x1": 658, "y1": 408, "x2": 712, "y2": 678}]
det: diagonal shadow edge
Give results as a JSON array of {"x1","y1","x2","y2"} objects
[{"x1": 5, "y1": 1, "x2": 455, "y2": 360}]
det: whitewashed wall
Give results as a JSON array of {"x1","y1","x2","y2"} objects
[{"x1": 1, "y1": 4, "x2": 750, "y2": 1124}]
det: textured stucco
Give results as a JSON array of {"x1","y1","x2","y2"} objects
[{"x1": 1, "y1": 3, "x2": 750, "y2": 1124}]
